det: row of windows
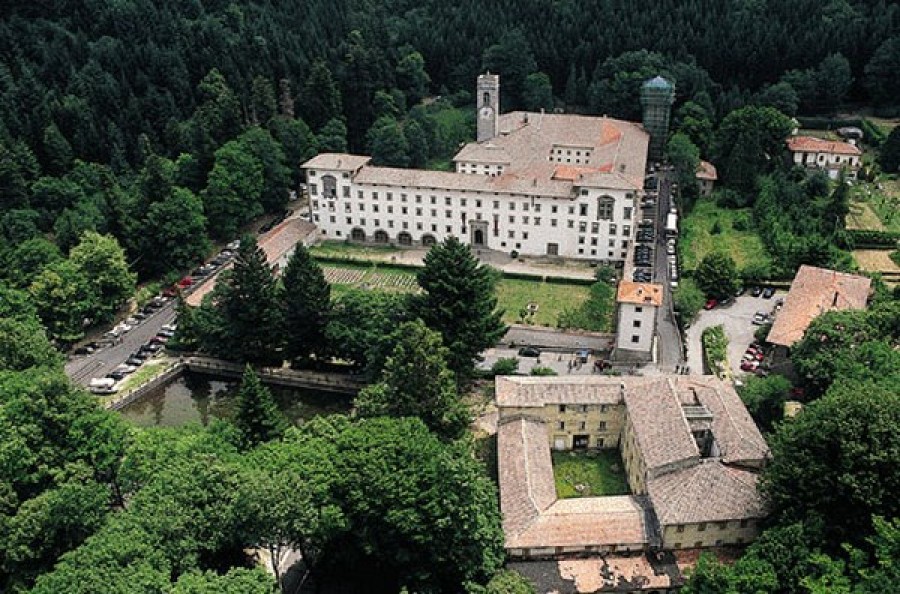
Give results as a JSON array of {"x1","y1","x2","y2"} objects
[
  {"x1": 558, "y1": 404, "x2": 611, "y2": 413},
  {"x1": 675, "y1": 519, "x2": 751, "y2": 533},
  {"x1": 314, "y1": 188, "x2": 632, "y2": 219},
  {"x1": 314, "y1": 202, "x2": 631, "y2": 236},
  {"x1": 557, "y1": 421, "x2": 608, "y2": 431}
]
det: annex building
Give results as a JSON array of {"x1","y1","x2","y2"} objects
[
  {"x1": 786, "y1": 135, "x2": 862, "y2": 180},
  {"x1": 302, "y1": 74, "x2": 650, "y2": 262},
  {"x1": 496, "y1": 375, "x2": 769, "y2": 562}
]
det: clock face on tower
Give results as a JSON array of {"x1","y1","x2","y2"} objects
[{"x1": 479, "y1": 106, "x2": 494, "y2": 119}]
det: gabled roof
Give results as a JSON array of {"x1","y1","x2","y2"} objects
[
  {"x1": 498, "y1": 417, "x2": 650, "y2": 549},
  {"x1": 786, "y1": 135, "x2": 861, "y2": 156},
  {"x1": 495, "y1": 376, "x2": 627, "y2": 408},
  {"x1": 623, "y1": 378, "x2": 699, "y2": 471},
  {"x1": 302, "y1": 153, "x2": 371, "y2": 171},
  {"x1": 648, "y1": 462, "x2": 765, "y2": 525},
  {"x1": 766, "y1": 265, "x2": 871, "y2": 347}
]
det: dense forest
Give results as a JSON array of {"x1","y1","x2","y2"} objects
[{"x1": 2, "y1": 0, "x2": 900, "y2": 310}]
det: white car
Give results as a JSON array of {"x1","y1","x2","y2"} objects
[{"x1": 114, "y1": 364, "x2": 137, "y2": 374}]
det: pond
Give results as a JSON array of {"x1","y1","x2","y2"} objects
[{"x1": 118, "y1": 370, "x2": 352, "y2": 427}]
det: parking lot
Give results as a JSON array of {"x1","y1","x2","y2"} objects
[{"x1": 684, "y1": 290, "x2": 785, "y2": 378}]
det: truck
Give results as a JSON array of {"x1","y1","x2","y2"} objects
[{"x1": 665, "y1": 212, "x2": 678, "y2": 238}]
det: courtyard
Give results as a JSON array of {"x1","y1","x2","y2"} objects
[{"x1": 551, "y1": 450, "x2": 630, "y2": 499}]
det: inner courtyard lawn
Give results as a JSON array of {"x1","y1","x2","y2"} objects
[{"x1": 551, "y1": 449, "x2": 630, "y2": 498}]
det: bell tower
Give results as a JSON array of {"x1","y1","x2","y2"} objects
[{"x1": 477, "y1": 73, "x2": 500, "y2": 142}]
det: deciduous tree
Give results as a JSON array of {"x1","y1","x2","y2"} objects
[
  {"x1": 355, "y1": 320, "x2": 468, "y2": 440},
  {"x1": 693, "y1": 252, "x2": 738, "y2": 300}
]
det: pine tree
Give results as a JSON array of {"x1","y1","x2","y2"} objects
[
  {"x1": 234, "y1": 365, "x2": 288, "y2": 448},
  {"x1": 415, "y1": 237, "x2": 507, "y2": 381},
  {"x1": 280, "y1": 244, "x2": 331, "y2": 362},
  {"x1": 208, "y1": 234, "x2": 281, "y2": 363}
]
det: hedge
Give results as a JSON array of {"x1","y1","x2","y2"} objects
[{"x1": 841, "y1": 229, "x2": 900, "y2": 248}]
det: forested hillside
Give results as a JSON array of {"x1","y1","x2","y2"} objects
[{"x1": 1, "y1": 0, "x2": 898, "y2": 343}]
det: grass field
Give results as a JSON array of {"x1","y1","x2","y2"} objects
[
  {"x1": 551, "y1": 450, "x2": 630, "y2": 498},
  {"x1": 318, "y1": 261, "x2": 593, "y2": 327},
  {"x1": 679, "y1": 198, "x2": 771, "y2": 272}
]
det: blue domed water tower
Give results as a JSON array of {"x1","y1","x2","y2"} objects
[{"x1": 641, "y1": 76, "x2": 675, "y2": 163}]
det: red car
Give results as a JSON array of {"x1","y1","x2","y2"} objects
[
  {"x1": 740, "y1": 360, "x2": 759, "y2": 372},
  {"x1": 704, "y1": 299, "x2": 718, "y2": 310},
  {"x1": 177, "y1": 276, "x2": 194, "y2": 288}
]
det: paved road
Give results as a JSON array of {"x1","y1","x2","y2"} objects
[
  {"x1": 651, "y1": 170, "x2": 685, "y2": 368},
  {"x1": 64, "y1": 300, "x2": 177, "y2": 386}
]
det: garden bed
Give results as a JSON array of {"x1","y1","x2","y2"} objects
[{"x1": 551, "y1": 450, "x2": 630, "y2": 498}]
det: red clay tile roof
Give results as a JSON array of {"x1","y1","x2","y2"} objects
[
  {"x1": 696, "y1": 160, "x2": 718, "y2": 181},
  {"x1": 786, "y1": 135, "x2": 861, "y2": 156},
  {"x1": 766, "y1": 265, "x2": 870, "y2": 347}
]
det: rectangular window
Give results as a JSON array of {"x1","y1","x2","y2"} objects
[
  {"x1": 551, "y1": 219, "x2": 558, "y2": 227},
  {"x1": 698, "y1": 523, "x2": 707, "y2": 532},
  {"x1": 446, "y1": 225, "x2": 452, "y2": 233},
  {"x1": 387, "y1": 206, "x2": 393, "y2": 214},
  {"x1": 598, "y1": 421, "x2": 607, "y2": 430},
  {"x1": 493, "y1": 201, "x2": 500, "y2": 209},
  {"x1": 445, "y1": 196, "x2": 451, "y2": 206},
  {"x1": 358, "y1": 190, "x2": 363, "y2": 199},
  {"x1": 430, "y1": 196, "x2": 437, "y2": 204},
  {"x1": 558, "y1": 421, "x2": 565, "y2": 430},
  {"x1": 373, "y1": 204, "x2": 379, "y2": 213},
  {"x1": 523, "y1": 216, "x2": 530, "y2": 224},
  {"x1": 416, "y1": 195, "x2": 422, "y2": 203},
  {"x1": 623, "y1": 225, "x2": 631, "y2": 236},
  {"x1": 578, "y1": 221, "x2": 587, "y2": 233},
  {"x1": 508, "y1": 230, "x2": 515, "y2": 239},
  {"x1": 446, "y1": 210, "x2": 452, "y2": 218},
  {"x1": 600, "y1": 405, "x2": 607, "y2": 413},
  {"x1": 534, "y1": 217, "x2": 541, "y2": 225},
  {"x1": 416, "y1": 208, "x2": 422, "y2": 216},
  {"x1": 568, "y1": 206, "x2": 575, "y2": 215},
  {"x1": 559, "y1": 405, "x2": 566, "y2": 413},
  {"x1": 718, "y1": 522, "x2": 728, "y2": 530},
  {"x1": 591, "y1": 237, "x2": 598, "y2": 246},
  {"x1": 343, "y1": 186, "x2": 350, "y2": 197},
  {"x1": 509, "y1": 202, "x2": 515, "y2": 210},
  {"x1": 346, "y1": 217, "x2": 352, "y2": 224},
  {"x1": 461, "y1": 198, "x2": 467, "y2": 207},
  {"x1": 401, "y1": 193, "x2": 407, "y2": 202},
  {"x1": 534, "y1": 203, "x2": 541, "y2": 212},
  {"x1": 635, "y1": 306, "x2": 643, "y2": 313},
  {"x1": 310, "y1": 184, "x2": 318, "y2": 196},
  {"x1": 676, "y1": 525, "x2": 685, "y2": 533},
  {"x1": 579, "y1": 204, "x2": 588, "y2": 216},
  {"x1": 578, "y1": 236, "x2": 585, "y2": 244},
  {"x1": 631, "y1": 335, "x2": 640, "y2": 343},
  {"x1": 624, "y1": 206, "x2": 632, "y2": 220},
  {"x1": 387, "y1": 220, "x2": 394, "y2": 228},
  {"x1": 633, "y1": 320, "x2": 641, "y2": 328},
  {"x1": 387, "y1": 192, "x2": 393, "y2": 201},
  {"x1": 431, "y1": 209, "x2": 437, "y2": 217},
  {"x1": 610, "y1": 224, "x2": 617, "y2": 235},
  {"x1": 401, "y1": 207, "x2": 408, "y2": 215},
  {"x1": 476, "y1": 199, "x2": 482, "y2": 208},
  {"x1": 508, "y1": 216, "x2": 515, "y2": 224},
  {"x1": 567, "y1": 220, "x2": 574, "y2": 229},
  {"x1": 522, "y1": 232, "x2": 529, "y2": 240},
  {"x1": 592, "y1": 222, "x2": 600, "y2": 233},
  {"x1": 372, "y1": 192, "x2": 378, "y2": 200},
  {"x1": 551, "y1": 205, "x2": 558, "y2": 214},
  {"x1": 579, "y1": 421, "x2": 586, "y2": 430},
  {"x1": 374, "y1": 219, "x2": 380, "y2": 227}
]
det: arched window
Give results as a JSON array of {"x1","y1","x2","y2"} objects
[
  {"x1": 421, "y1": 234, "x2": 437, "y2": 247},
  {"x1": 374, "y1": 230, "x2": 389, "y2": 244},
  {"x1": 322, "y1": 174, "x2": 337, "y2": 199},
  {"x1": 350, "y1": 228, "x2": 365, "y2": 241},
  {"x1": 597, "y1": 196, "x2": 615, "y2": 220},
  {"x1": 397, "y1": 231, "x2": 412, "y2": 246}
]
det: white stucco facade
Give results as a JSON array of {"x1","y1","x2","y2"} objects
[{"x1": 302, "y1": 76, "x2": 650, "y2": 262}]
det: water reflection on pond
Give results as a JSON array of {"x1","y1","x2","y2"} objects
[{"x1": 118, "y1": 371, "x2": 352, "y2": 427}]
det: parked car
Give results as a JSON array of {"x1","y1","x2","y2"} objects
[
  {"x1": 114, "y1": 364, "x2": 137, "y2": 375},
  {"x1": 638, "y1": 218, "x2": 654, "y2": 227},
  {"x1": 161, "y1": 323, "x2": 177, "y2": 333},
  {"x1": 517, "y1": 346, "x2": 541, "y2": 357},
  {"x1": 751, "y1": 286, "x2": 763, "y2": 297},
  {"x1": 107, "y1": 370, "x2": 127, "y2": 381},
  {"x1": 740, "y1": 360, "x2": 760, "y2": 372},
  {"x1": 752, "y1": 312, "x2": 770, "y2": 325},
  {"x1": 177, "y1": 276, "x2": 194, "y2": 288},
  {"x1": 126, "y1": 357, "x2": 144, "y2": 367},
  {"x1": 704, "y1": 299, "x2": 718, "y2": 310},
  {"x1": 762, "y1": 287, "x2": 775, "y2": 299},
  {"x1": 734, "y1": 285, "x2": 746, "y2": 297}
]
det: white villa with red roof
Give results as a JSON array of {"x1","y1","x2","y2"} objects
[
  {"x1": 302, "y1": 74, "x2": 649, "y2": 263},
  {"x1": 786, "y1": 135, "x2": 862, "y2": 180}
]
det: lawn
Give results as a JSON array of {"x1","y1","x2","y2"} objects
[
  {"x1": 495, "y1": 278, "x2": 591, "y2": 327},
  {"x1": 318, "y1": 262, "x2": 594, "y2": 328},
  {"x1": 679, "y1": 198, "x2": 771, "y2": 272},
  {"x1": 551, "y1": 450, "x2": 630, "y2": 498},
  {"x1": 117, "y1": 359, "x2": 171, "y2": 393}
]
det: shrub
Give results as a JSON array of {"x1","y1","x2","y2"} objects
[
  {"x1": 530, "y1": 365, "x2": 557, "y2": 376},
  {"x1": 701, "y1": 325, "x2": 729, "y2": 378},
  {"x1": 491, "y1": 357, "x2": 520, "y2": 376}
]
